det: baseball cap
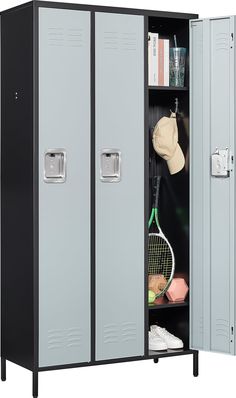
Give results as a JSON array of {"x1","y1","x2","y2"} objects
[{"x1": 152, "y1": 113, "x2": 185, "y2": 175}]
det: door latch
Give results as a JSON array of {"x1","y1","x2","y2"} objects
[
  {"x1": 211, "y1": 148, "x2": 231, "y2": 177},
  {"x1": 44, "y1": 149, "x2": 66, "y2": 183},
  {"x1": 100, "y1": 149, "x2": 121, "y2": 182}
]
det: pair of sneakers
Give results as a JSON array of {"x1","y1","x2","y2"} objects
[{"x1": 149, "y1": 325, "x2": 183, "y2": 351}]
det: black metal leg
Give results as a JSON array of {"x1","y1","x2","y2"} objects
[
  {"x1": 32, "y1": 371, "x2": 38, "y2": 398},
  {"x1": 153, "y1": 358, "x2": 159, "y2": 364},
  {"x1": 1, "y1": 357, "x2": 6, "y2": 381},
  {"x1": 193, "y1": 351, "x2": 199, "y2": 377}
]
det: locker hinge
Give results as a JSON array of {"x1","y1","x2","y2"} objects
[{"x1": 231, "y1": 33, "x2": 234, "y2": 41}]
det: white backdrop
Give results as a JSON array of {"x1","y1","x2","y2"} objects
[{"x1": 0, "y1": 0, "x2": 236, "y2": 397}]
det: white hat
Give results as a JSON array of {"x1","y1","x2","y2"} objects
[{"x1": 152, "y1": 113, "x2": 185, "y2": 175}]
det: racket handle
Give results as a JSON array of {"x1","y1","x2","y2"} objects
[{"x1": 153, "y1": 176, "x2": 161, "y2": 208}]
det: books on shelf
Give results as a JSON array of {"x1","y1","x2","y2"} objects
[
  {"x1": 158, "y1": 39, "x2": 169, "y2": 86},
  {"x1": 148, "y1": 32, "x2": 158, "y2": 86},
  {"x1": 148, "y1": 32, "x2": 169, "y2": 87}
]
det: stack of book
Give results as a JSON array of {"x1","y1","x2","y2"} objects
[{"x1": 148, "y1": 32, "x2": 169, "y2": 87}]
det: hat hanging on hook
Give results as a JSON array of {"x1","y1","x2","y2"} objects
[{"x1": 152, "y1": 98, "x2": 185, "y2": 175}]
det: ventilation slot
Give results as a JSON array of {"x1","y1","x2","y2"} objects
[
  {"x1": 48, "y1": 327, "x2": 82, "y2": 350},
  {"x1": 121, "y1": 322, "x2": 137, "y2": 342},
  {"x1": 103, "y1": 322, "x2": 137, "y2": 344},
  {"x1": 215, "y1": 319, "x2": 229, "y2": 339},
  {"x1": 103, "y1": 31, "x2": 137, "y2": 51},
  {"x1": 48, "y1": 27, "x2": 84, "y2": 48},
  {"x1": 103, "y1": 324, "x2": 119, "y2": 344},
  {"x1": 121, "y1": 32, "x2": 137, "y2": 51},
  {"x1": 67, "y1": 28, "x2": 84, "y2": 48},
  {"x1": 48, "y1": 27, "x2": 64, "y2": 47},
  {"x1": 104, "y1": 31, "x2": 118, "y2": 50},
  {"x1": 215, "y1": 33, "x2": 229, "y2": 51}
]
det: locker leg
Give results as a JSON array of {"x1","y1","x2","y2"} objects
[
  {"x1": 32, "y1": 371, "x2": 38, "y2": 398},
  {"x1": 1, "y1": 357, "x2": 6, "y2": 381},
  {"x1": 153, "y1": 358, "x2": 159, "y2": 364},
  {"x1": 193, "y1": 351, "x2": 199, "y2": 377}
]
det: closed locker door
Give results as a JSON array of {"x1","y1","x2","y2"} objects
[
  {"x1": 190, "y1": 17, "x2": 235, "y2": 354},
  {"x1": 95, "y1": 12, "x2": 145, "y2": 361},
  {"x1": 38, "y1": 8, "x2": 91, "y2": 367}
]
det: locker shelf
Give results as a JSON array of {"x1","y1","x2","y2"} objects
[
  {"x1": 148, "y1": 299, "x2": 189, "y2": 310},
  {"x1": 148, "y1": 348, "x2": 192, "y2": 358},
  {"x1": 148, "y1": 85, "x2": 189, "y2": 91}
]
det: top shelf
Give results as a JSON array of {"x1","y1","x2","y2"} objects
[{"x1": 148, "y1": 86, "x2": 189, "y2": 91}]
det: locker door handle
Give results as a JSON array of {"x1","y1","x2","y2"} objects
[
  {"x1": 211, "y1": 148, "x2": 232, "y2": 178},
  {"x1": 44, "y1": 149, "x2": 66, "y2": 183},
  {"x1": 100, "y1": 149, "x2": 121, "y2": 182}
]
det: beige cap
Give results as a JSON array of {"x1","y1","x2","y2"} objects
[{"x1": 152, "y1": 113, "x2": 185, "y2": 175}]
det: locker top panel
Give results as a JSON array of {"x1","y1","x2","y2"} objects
[
  {"x1": 190, "y1": 16, "x2": 235, "y2": 23},
  {"x1": 0, "y1": 0, "x2": 198, "y2": 21}
]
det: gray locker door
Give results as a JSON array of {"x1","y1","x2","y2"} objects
[
  {"x1": 95, "y1": 12, "x2": 144, "y2": 361},
  {"x1": 39, "y1": 8, "x2": 91, "y2": 367},
  {"x1": 190, "y1": 16, "x2": 235, "y2": 354}
]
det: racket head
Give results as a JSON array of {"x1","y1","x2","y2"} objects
[{"x1": 148, "y1": 232, "x2": 175, "y2": 297}]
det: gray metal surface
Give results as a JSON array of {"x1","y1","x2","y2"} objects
[
  {"x1": 38, "y1": 7, "x2": 91, "y2": 366},
  {"x1": 190, "y1": 16, "x2": 235, "y2": 354},
  {"x1": 95, "y1": 12, "x2": 144, "y2": 361}
]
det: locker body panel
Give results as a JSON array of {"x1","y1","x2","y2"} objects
[
  {"x1": 190, "y1": 16, "x2": 235, "y2": 354},
  {"x1": 95, "y1": 12, "x2": 145, "y2": 361},
  {"x1": 38, "y1": 7, "x2": 91, "y2": 367}
]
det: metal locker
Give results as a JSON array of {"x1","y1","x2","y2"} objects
[
  {"x1": 190, "y1": 16, "x2": 235, "y2": 354},
  {"x1": 95, "y1": 12, "x2": 145, "y2": 361},
  {"x1": 38, "y1": 7, "x2": 91, "y2": 366}
]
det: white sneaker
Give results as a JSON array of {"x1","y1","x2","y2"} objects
[
  {"x1": 148, "y1": 331, "x2": 167, "y2": 351},
  {"x1": 150, "y1": 325, "x2": 184, "y2": 349}
]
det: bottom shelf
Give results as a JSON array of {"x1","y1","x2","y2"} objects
[{"x1": 148, "y1": 348, "x2": 193, "y2": 358}]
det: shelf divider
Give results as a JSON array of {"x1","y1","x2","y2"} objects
[
  {"x1": 148, "y1": 85, "x2": 188, "y2": 91},
  {"x1": 148, "y1": 299, "x2": 189, "y2": 310}
]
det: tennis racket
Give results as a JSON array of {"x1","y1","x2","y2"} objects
[{"x1": 148, "y1": 176, "x2": 175, "y2": 297}]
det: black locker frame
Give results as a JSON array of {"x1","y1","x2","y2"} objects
[{"x1": 0, "y1": 2, "x2": 198, "y2": 397}]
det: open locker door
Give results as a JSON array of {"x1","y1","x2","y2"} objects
[{"x1": 190, "y1": 16, "x2": 235, "y2": 354}]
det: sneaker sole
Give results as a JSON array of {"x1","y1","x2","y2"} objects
[
  {"x1": 166, "y1": 344, "x2": 184, "y2": 350},
  {"x1": 149, "y1": 344, "x2": 167, "y2": 351}
]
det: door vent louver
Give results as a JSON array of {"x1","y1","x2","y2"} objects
[
  {"x1": 48, "y1": 27, "x2": 84, "y2": 48},
  {"x1": 47, "y1": 327, "x2": 82, "y2": 350},
  {"x1": 103, "y1": 31, "x2": 137, "y2": 51},
  {"x1": 215, "y1": 33, "x2": 229, "y2": 51},
  {"x1": 103, "y1": 322, "x2": 137, "y2": 344},
  {"x1": 215, "y1": 319, "x2": 229, "y2": 339}
]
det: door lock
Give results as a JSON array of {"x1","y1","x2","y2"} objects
[
  {"x1": 44, "y1": 149, "x2": 66, "y2": 183},
  {"x1": 211, "y1": 148, "x2": 231, "y2": 177},
  {"x1": 100, "y1": 149, "x2": 121, "y2": 182}
]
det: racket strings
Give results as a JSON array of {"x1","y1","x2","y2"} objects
[{"x1": 148, "y1": 235, "x2": 173, "y2": 278}]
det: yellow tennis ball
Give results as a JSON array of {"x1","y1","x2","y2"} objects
[{"x1": 148, "y1": 290, "x2": 156, "y2": 303}]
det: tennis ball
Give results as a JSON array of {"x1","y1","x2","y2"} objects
[{"x1": 148, "y1": 290, "x2": 156, "y2": 303}]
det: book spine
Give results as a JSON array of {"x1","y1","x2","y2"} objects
[
  {"x1": 158, "y1": 39, "x2": 164, "y2": 86},
  {"x1": 152, "y1": 33, "x2": 158, "y2": 85},
  {"x1": 164, "y1": 39, "x2": 169, "y2": 86},
  {"x1": 148, "y1": 33, "x2": 153, "y2": 85}
]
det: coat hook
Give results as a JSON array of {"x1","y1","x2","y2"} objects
[{"x1": 175, "y1": 97, "x2": 179, "y2": 114}]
